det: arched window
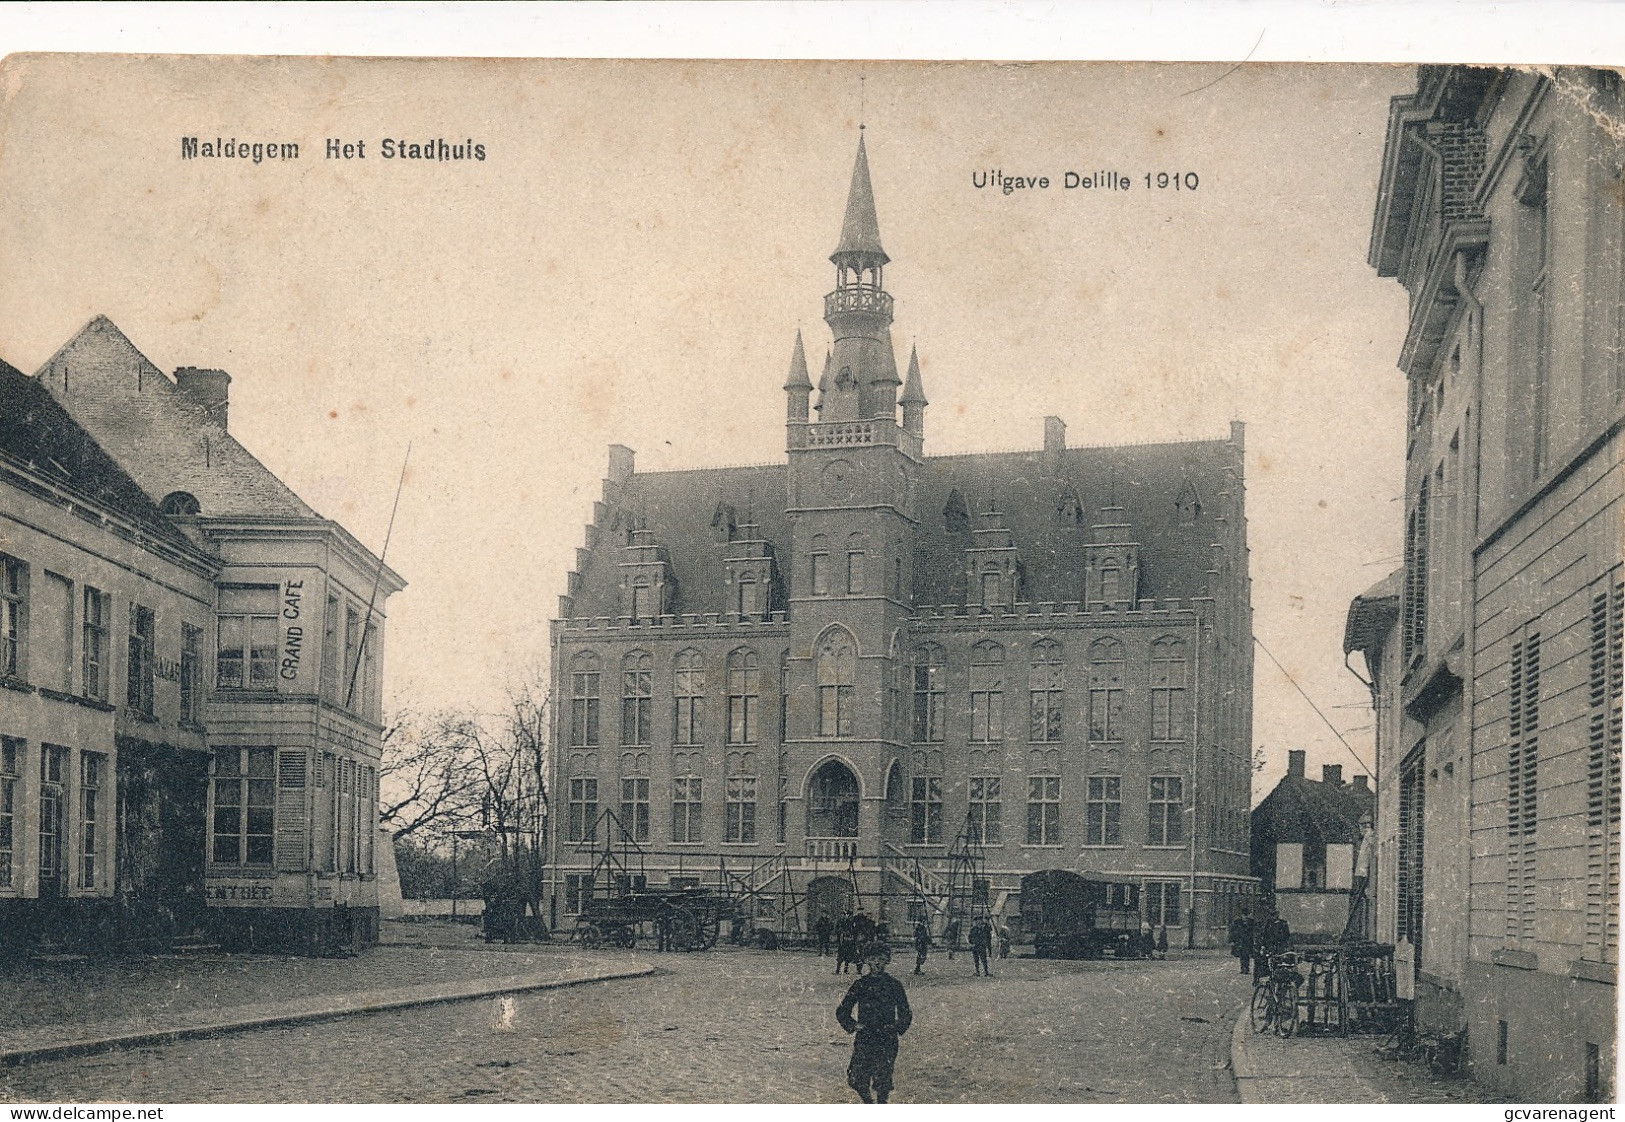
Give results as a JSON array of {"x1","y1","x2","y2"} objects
[
  {"x1": 631, "y1": 576, "x2": 655, "y2": 621},
  {"x1": 808, "y1": 759, "x2": 860, "y2": 837},
  {"x1": 809, "y1": 534, "x2": 830, "y2": 597},
  {"x1": 1151, "y1": 637, "x2": 1189, "y2": 742},
  {"x1": 817, "y1": 629, "x2": 856, "y2": 738},
  {"x1": 1088, "y1": 638, "x2": 1125, "y2": 743},
  {"x1": 570, "y1": 652, "x2": 601, "y2": 746},
  {"x1": 913, "y1": 644, "x2": 946, "y2": 743},
  {"x1": 969, "y1": 641, "x2": 1004, "y2": 743},
  {"x1": 673, "y1": 649, "x2": 704, "y2": 745},
  {"x1": 909, "y1": 751, "x2": 943, "y2": 845},
  {"x1": 1029, "y1": 639, "x2": 1064, "y2": 742},
  {"x1": 161, "y1": 491, "x2": 201, "y2": 516},
  {"x1": 944, "y1": 488, "x2": 969, "y2": 533},
  {"x1": 727, "y1": 648, "x2": 759, "y2": 744},
  {"x1": 621, "y1": 651, "x2": 652, "y2": 746}
]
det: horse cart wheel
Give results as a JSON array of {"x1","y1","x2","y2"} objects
[{"x1": 579, "y1": 923, "x2": 604, "y2": 950}]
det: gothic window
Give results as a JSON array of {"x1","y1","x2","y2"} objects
[
  {"x1": 1176, "y1": 482, "x2": 1202, "y2": 525},
  {"x1": 1029, "y1": 639, "x2": 1064, "y2": 742},
  {"x1": 809, "y1": 759, "x2": 860, "y2": 838},
  {"x1": 1150, "y1": 637, "x2": 1188, "y2": 742},
  {"x1": 944, "y1": 489, "x2": 969, "y2": 533},
  {"x1": 969, "y1": 776, "x2": 1002, "y2": 845},
  {"x1": 568, "y1": 777, "x2": 598, "y2": 843},
  {"x1": 970, "y1": 641, "x2": 1004, "y2": 744},
  {"x1": 620, "y1": 777, "x2": 650, "y2": 842},
  {"x1": 887, "y1": 633, "x2": 904, "y2": 743},
  {"x1": 726, "y1": 776, "x2": 757, "y2": 843},
  {"x1": 1148, "y1": 776, "x2": 1184, "y2": 846},
  {"x1": 672, "y1": 776, "x2": 703, "y2": 843},
  {"x1": 673, "y1": 648, "x2": 705, "y2": 746},
  {"x1": 727, "y1": 648, "x2": 759, "y2": 745},
  {"x1": 913, "y1": 644, "x2": 946, "y2": 743},
  {"x1": 1026, "y1": 776, "x2": 1061, "y2": 845},
  {"x1": 810, "y1": 534, "x2": 830, "y2": 597},
  {"x1": 1088, "y1": 638, "x2": 1125, "y2": 743},
  {"x1": 909, "y1": 773, "x2": 943, "y2": 845},
  {"x1": 817, "y1": 629, "x2": 856, "y2": 738},
  {"x1": 570, "y1": 652, "x2": 602, "y2": 747},
  {"x1": 1057, "y1": 489, "x2": 1083, "y2": 525},
  {"x1": 621, "y1": 651, "x2": 652, "y2": 746},
  {"x1": 1086, "y1": 776, "x2": 1121, "y2": 845}
]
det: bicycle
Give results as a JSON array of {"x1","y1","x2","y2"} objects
[{"x1": 1250, "y1": 952, "x2": 1302, "y2": 1036}]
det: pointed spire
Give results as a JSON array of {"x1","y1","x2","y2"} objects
[
  {"x1": 784, "y1": 329, "x2": 812, "y2": 390},
  {"x1": 901, "y1": 345, "x2": 927, "y2": 404},
  {"x1": 832, "y1": 132, "x2": 889, "y2": 264},
  {"x1": 818, "y1": 350, "x2": 833, "y2": 397}
]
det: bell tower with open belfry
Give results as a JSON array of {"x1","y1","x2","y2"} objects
[{"x1": 783, "y1": 131, "x2": 924, "y2": 869}]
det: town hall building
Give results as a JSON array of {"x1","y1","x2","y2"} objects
[{"x1": 547, "y1": 136, "x2": 1255, "y2": 947}]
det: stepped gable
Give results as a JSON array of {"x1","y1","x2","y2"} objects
[
  {"x1": 912, "y1": 437, "x2": 1234, "y2": 607},
  {"x1": 33, "y1": 317, "x2": 318, "y2": 519},
  {"x1": 563, "y1": 434, "x2": 1234, "y2": 620},
  {"x1": 567, "y1": 462, "x2": 790, "y2": 620},
  {"x1": 0, "y1": 359, "x2": 190, "y2": 548}
]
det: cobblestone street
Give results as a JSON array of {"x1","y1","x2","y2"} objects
[{"x1": 1, "y1": 947, "x2": 1249, "y2": 1103}]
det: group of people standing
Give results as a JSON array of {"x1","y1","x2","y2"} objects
[
  {"x1": 815, "y1": 910, "x2": 891, "y2": 974},
  {"x1": 1228, "y1": 900, "x2": 1291, "y2": 977}
]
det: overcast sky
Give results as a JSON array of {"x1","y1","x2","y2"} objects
[{"x1": 0, "y1": 56, "x2": 1417, "y2": 795}]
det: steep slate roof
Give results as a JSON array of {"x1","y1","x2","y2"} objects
[
  {"x1": 564, "y1": 435, "x2": 1236, "y2": 619},
  {"x1": 1252, "y1": 771, "x2": 1373, "y2": 849},
  {"x1": 832, "y1": 133, "x2": 888, "y2": 263},
  {"x1": 0, "y1": 359, "x2": 192, "y2": 548},
  {"x1": 33, "y1": 317, "x2": 318, "y2": 519},
  {"x1": 1343, "y1": 568, "x2": 1402, "y2": 654}
]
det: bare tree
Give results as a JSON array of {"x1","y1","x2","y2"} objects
[
  {"x1": 378, "y1": 710, "x2": 484, "y2": 844},
  {"x1": 457, "y1": 680, "x2": 551, "y2": 937}
]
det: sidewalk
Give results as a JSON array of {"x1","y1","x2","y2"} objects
[
  {"x1": 1231, "y1": 1008, "x2": 1503, "y2": 1103},
  {"x1": 0, "y1": 940, "x2": 654, "y2": 1067}
]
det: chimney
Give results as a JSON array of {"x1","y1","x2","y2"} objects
[
  {"x1": 1230, "y1": 419, "x2": 1246, "y2": 451},
  {"x1": 174, "y1": 367, "x2": 230, "y2": 430},
  {"x1": 607, "y1": 444, "x2": 635, "y2": 484},
  {"x1": 1322, "y1": 764, "x2": 1343, "y2": 787},
  {"x1": 1351, "y1": 775, "x2": 1369, "y2": 795},
  {"x1": 1287, "y1": 750, "x2": 1306, "y2": 779},
  {"x1": 1043, "y1": 416, "x2": 1067, "y2": 453}
]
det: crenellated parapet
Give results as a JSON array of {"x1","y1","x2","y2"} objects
[
  {"x1": 908, "y1": 598, "x2": 1203, "y2": 633},
  {"x1": 557, "y1": 610, "x2": 792, "y2": 637}
]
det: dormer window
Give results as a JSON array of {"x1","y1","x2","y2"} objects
[
  {"x1": 631, "y1": 577, "x2": 654, "y2": 621},
  {"x1": 737, "y1": 573, "x2": 759, "y2": 619},
  {"x1": 980, "y1": 567, "x2": 1001, "y2": 609},
  {"x1": 1100, "y1": 561, "x2": 1122, "y2": 604}
]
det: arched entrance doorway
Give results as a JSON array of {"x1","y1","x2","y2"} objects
[
  {"x1": 807, "y1": 759, "x2": 860, "y2": 839},
  {"x1": 807, "y1": 875, "x2": 856, "y2": 928}
]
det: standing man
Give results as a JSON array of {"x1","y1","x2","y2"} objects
[
  {"x1": 942, "y1": 918, "x2": 962, "y2": 961},
  {"x1": 1343, "y1": 811, "x2": 1374, "y2": 942},
  {"x1": 836, "y1": 944, "x2": 913, "y2": 1104},
  {"x1": 1229, "y1": 905, "x2": 1254, "y2": 975},
  {"x1": 912, "y1": 916, "x2": 932, "y2": 974},
  {"x1": 969, "y1": 917, "x2": 993, "y2": 976}
]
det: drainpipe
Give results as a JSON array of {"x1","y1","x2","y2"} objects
[{"x1": 1188, "y1": 612, "x2": 1202, "y2": 949}]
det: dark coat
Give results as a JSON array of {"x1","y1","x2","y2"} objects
[{"x1": 837, "y1": 971, "x2": 913, "y2": 1035}]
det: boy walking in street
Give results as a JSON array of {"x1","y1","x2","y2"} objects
[
  {"x1": 969, "y1": 917, "x2": 993, "y2": 976},
  {"x1": 836, "y1": 944, "x2": 913, "y2": 1103},
  {"x1": 912, "y1": 916, "x2": 931, "y2": 974}
]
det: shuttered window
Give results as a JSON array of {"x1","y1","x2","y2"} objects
[
  {"x1": 1506, "y1": 626, "x2": 1541, "y2": 944},
  {"x1": 276, "y1": 749, "x2": 307, "y2": 872},
  {"x1": 1585, "y1": 576, "x2": 1623, "y2": 961}
]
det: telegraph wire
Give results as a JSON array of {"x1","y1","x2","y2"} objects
[{"x1": 1253, "y1": 634, "x2": 1373, "y2": 776}]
